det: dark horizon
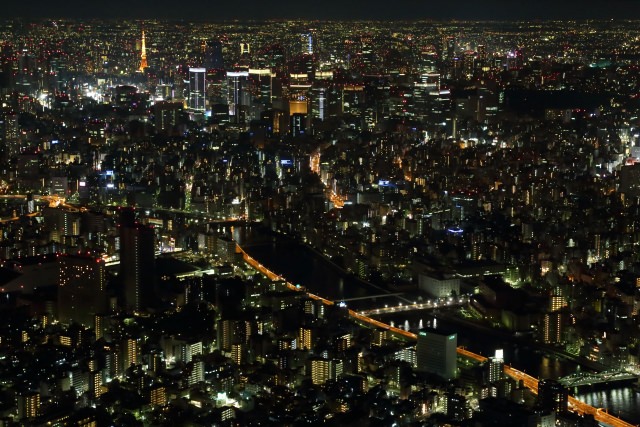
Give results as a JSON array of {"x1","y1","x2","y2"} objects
[{"x1": 4, "y1": 0, "x2": 640, "y2": 21}]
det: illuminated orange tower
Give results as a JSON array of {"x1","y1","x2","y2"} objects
[{"x1": 139, "y1": 29, "x2": 148, "y2": 72}]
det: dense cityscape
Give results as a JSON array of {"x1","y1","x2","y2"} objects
[{"x1": 1, "y1": 17, "x2": 640, "y2": 426}]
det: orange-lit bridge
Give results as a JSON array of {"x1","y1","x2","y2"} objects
[{"x1": 238, "y1": 244, "x2": 638, "y2": 427}]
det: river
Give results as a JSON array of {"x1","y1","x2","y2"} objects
[{"x1": 231, "y1": 226, "x2": 640, "y2": 424}]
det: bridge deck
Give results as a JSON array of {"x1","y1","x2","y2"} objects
[{"x1": 238, "y1": 244, "x2": 638, "y2": 427}]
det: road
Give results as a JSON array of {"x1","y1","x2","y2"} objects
[
  {"x1": 238, "y1": 243, "x2": 638, "y2": 427},
  {"x1": 358, "y1": 296, "x2": 469, "y2": 316}
]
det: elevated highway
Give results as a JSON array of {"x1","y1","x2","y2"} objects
[{"x1": 238, "y1": 243, "x2": 639, "y2": 427}]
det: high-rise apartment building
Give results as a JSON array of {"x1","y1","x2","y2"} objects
[
  {"x1": 537, "y1": 379, "x2": 568, "y2": 414},
  {"x1": 124, "y1": 338, "x2": 139, "y2": 369},
  {"x1": 310, "y1": 357, "x2": 343, "y2": 385},
  {"x1": 16, "y1": 392, "x2": 40, "y2": 420},
  {"x1": 543, "y1": 311, "x2": 564, "y2": 344},
  {"x1": 487, "y1": 351, "x2": 505, "y2": 384},
  {"x1": 119, "y1": 208, "x2": 156, "y2": 312},
  {"x1": 150, "y1": 385, "x2": 167, "y2": 407},
  {"x1": 58, "y1": 254, "x2": 107, "y2": 327}
]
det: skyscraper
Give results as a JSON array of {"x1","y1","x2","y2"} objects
[
  {"x1": 123, "y1": 338, "x2": 139, "y2": 369},
  {"x1": 58, "y1": 254, "x2": 107, "y2": 327},
  {"x1": 204, "y1": 40, "x2": 224, "y2": 70},
  {"x1": 188, "y1": 68, "x2": 206, "y2": 113},
  {"x1": 486, "y1": 349, "x2": 505, "y2": 383},
  {"x1": 227, "y1": 71, "x2": 249, "y2": 124},
  {"x1": 416, "y1": 326, "x2": 457, "y2": 380},
  {"x1": 119, "y1": 208, "x2": 156, "y2": 312},
  {"x1": 543, "y1": 310, "x2": 564, "y2": 344},
  {"x1": 154, "y1": 101, "x2": 182, "y2": 135}
]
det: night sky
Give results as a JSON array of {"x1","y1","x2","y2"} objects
[{"x1": 6, "y1": 0, "x2": 640, "y2": 20}]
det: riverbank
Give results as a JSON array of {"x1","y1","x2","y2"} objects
[
  {"x1": 234, "y1": 226, "x2": 413, "y2": 307},
  {"x1": 428, "y1": 310, "x2": 605, "y2": 372},
  {"x1": 232, "y1": 225, "x2": 640, "y2": 423}
]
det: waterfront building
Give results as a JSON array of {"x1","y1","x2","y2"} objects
[{"x1": 416, "y1": 327, "x2": 457, "y2": 380}]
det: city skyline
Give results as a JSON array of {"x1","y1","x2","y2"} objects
[{"x1": 1, "y1": 15, "x2": 640, "y2": 427}]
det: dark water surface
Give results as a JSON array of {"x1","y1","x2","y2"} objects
[{"x1": 233, "y1": 226, "x2": 640, "y2": 423}]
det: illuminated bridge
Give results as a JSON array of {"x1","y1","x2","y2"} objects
[
  {"x1": 358, "y1": 296, "x2": 469, "y2": 316},
  {"x1": 558, "y1": 370, "x2": 638, "y2": 390},
  {"x1": 238, "y1": 243, "x2": 639, "y2": 427}
]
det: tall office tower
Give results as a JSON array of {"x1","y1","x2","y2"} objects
[
  {"x1": 249, "y1": 69, "x2": 274, "y2": 106},
  {"x1": 119, "y1": 208, "x2": 156, "y2": 312},
  {"x1": 477, "y1": 44, "x2": 487, "y2": 71},
  {"x1": 537, "y1": 379, "x2": 568, "y2": 414},
  {"x1": 58, "y1": 254, "x2": 107, "y2": 327},
  {"x1": 154, "y1": 101, "x2": 182, "y2": 135},
  {"x1": 290, "y1": 113, "x2": 306, "y2": 137},
  {"x1": 204, "y1": 40, "x2": 224, "y2": 70},
  {"x1": 226, "y1": 71, "x2": 249, "y2": 124},
  {"x1": 188, "y1": 68, "x2": 206, "y2": 113},
  {"x1": 301, "y1": 32, "x2": 315, "y2": 55},
  {"x1": 139, "y1": 30, "x2": 148, "y2": 72},
  {"x1": 311, "y1": 85, "x2": 327, "y2": 121},
  {"x1": 445, "y1": 36, "x2": 456, "y2": 61},
  {"x1": 416, "y1": 327, "x2": 457, "y2": 380}
]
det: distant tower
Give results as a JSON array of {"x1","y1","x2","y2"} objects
[
  {"x1": 204, "y1": 40, "x2": 224, "y2": 69},
  {"x1": 226, "y1": 71, "x2": 249, "y2": 123},
  {"x1": 188, "y1": 68, "x2": 206, "y2": 113},
  {"x1": 139, "y1": 30, "x2": 148, "y2": 72}
]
